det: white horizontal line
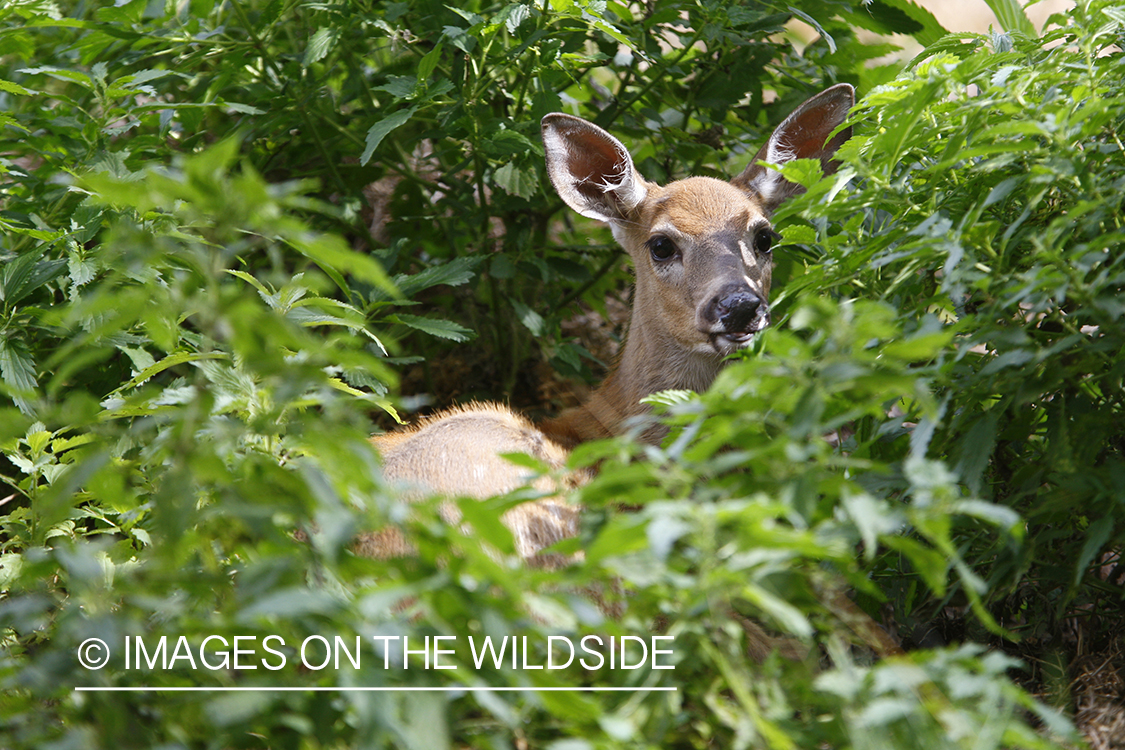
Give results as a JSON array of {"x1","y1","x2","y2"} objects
[{"x1": 75, "y1": 686, "x2": 676, "y2": 692}]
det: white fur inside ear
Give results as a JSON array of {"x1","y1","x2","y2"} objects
[
  {"x1": 766, "y1": 139, "x2": 797, "y2": 167},
  {"x1": 597, "y1": 161, "x2": 646, "y2": 215}
]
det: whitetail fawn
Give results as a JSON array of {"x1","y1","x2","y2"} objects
[{"x1": 368, "y1": 84, "x2": 854, "y2": 562}]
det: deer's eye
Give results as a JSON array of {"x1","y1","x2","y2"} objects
[
  {"x1": 647, "y1": 235, "x2": 678, "y2": 262},
  {"x1": 753, "y1": 228, "x2": 779, "y2": 255}
]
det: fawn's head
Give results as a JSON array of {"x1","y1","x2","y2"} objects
[{"x1": 542, "y1": 84, "x2": 854, "y2": 361}]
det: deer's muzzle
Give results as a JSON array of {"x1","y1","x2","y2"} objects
[{"x1": 701, "y1": 285, "x2": 770, "y2": 354}]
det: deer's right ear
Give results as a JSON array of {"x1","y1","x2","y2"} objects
[{"x1": 542, "y1": 113, "x2": 647, "y2": 224}]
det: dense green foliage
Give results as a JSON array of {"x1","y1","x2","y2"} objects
[{"x1": 1, "y1": 0, "x2": 1122, "y2": 748}]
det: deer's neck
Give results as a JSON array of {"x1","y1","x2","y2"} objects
[{"x1": 539, "y1": 318, "x2": 722, "y2": 449}]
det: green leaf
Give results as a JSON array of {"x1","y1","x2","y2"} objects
[
  {"x1": 361, "y1": 107, "x2": 418, "y2": 166},
  {"x1": 226, "y1": 269, "x2": 273, "y2": 298},
  {"x1": 237, "y1": 587, "x2": 342, "y2": 620},
  {"x1": 446, "y1": 6, "x2": 484, "y2": 25},
  {"x1": 867, "y1": 0, "x2": 949, "y2": 45},
  {"x1": 391, "y1": 257, "x2": 481, "y2": 299},
  {"x1": 883, "y1": 536, "x2": 948, "y2": 596},
  {"x1": 17, "y1": 65, "x2": 92, "y2": 86},
  {"x1": 954, "y1": 412, "x2": 997, "y2": 494},
  {"x1": 494, "y1": 161, "x2": 538, "y2": 199},
  {"x1": 0, "y1": 78, "x2": 38, "y2": 95},
  {"x1": 502, "y1": 3, "x2": 531, "y2": 33},
  {"x1": 118, "y1": 68, "x2": 171, "y2": 88},
  {"x1": 110, "y1": 351, "x2": 229, "y2": 394},
  {"x1": 0, "y1": 338, "x2": 38, "y2": 415},
  {"x1": 280, "y1": 218, "x2": 398, "y2": 296},
  {"x1": 788, "y1": 8, "x2": 837, "y2": 53},
  {"x1": 984, "y1": 0, "x2": 1036, "y2": 37},
  {"x1": 304, "y1": 27, "x2": 338, "y2": 66},
  {"x1": 1073, "y1": 518, "x2": 1113, "y2": 589},
  {"x1": 417, "y1": 40, "x2": 444, "y2": 81},
  {"x1": 511, "y1": 299, "x2": 545, "y2": 336},
  {"x1": 905, "y1": 32, "x2": 985, "y2": 69},
  {"x1": 223, "y1": 101, "x2": 265, "y2": 115},
  {"x1": 742, "y1": 583, "x2": 813, "y2": 638},
  {"x1": 776, "y1": 158, "x2": 824, "y2": 189},
  {"x1": 842, "y1": 490, "x2": 901, "y2": 561},
  {"x1": 1, "y1": 251, "x2": 66, "y2": 305},
  {"x1": 375, "y1": 75, "x2": 417, "y2": 99},
  {"x1": 393, "y1": 313, "x2": 476, "y2": 342},
  {"x1": 489, "y1": 254, "x2": 516, "y2": 280},
  {"x1": 640, "y1": 389, "x2": 694, "y2": 407},
  {"x1": 289, "y1": 298, "x2": 388, "y2": 351}
]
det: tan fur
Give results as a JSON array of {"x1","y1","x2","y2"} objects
[{"x1": 371, "y1": 85, "x2": 855, "y2": 561}]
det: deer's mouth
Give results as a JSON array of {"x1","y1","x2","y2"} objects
[{"x1": 710, "y1": 326, "x2": 764, "y2": 354}]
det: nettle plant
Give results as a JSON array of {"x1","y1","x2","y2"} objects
[{"x1": 769, "y1": 0, "x2": 1125, "y2": 652}]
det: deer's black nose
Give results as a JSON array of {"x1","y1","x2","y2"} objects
[{"x1": 712, "y1": 286, "x2": 766, "y2": 333}]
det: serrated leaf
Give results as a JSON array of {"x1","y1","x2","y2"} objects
[
  {"x1": 17, "y1": 66, "x2": 92, "y2": 86},
  {"x1": 110, "y1": 351, "x2": 228, "y2": 394},
  {"x1": 279, "y1": 217, "x2": 398, "y2": 296},
  {"x1": 287, "y1": 299, "x2": 387, "y2": 351},
  {"x1": 226, "y1": 269, "x2": 273, "y2": 298},
  {"x1": 120, "y1": 69, "x2": 170, "y2": 88},
  {"x1": 375, "y1": 75, "x2": 417, "y2": 99},
  {"x1": 304, "y1": 27, "x2": 337, "y2": 66},
  {"x1": 905, "y1": 33, "x2": 985, "y2": 69},
  {"x1": 494, "y1": 161, "x2": 537, "y2": 199},
  {"x1": 487, "y1": 129, "x2": 540, "y2": 156},
  {"x1": 361, "y1": 107, "x2": 417, "y2": 166},
  {"x1": 1, "y1": 251, "x2": 66, "y2": 305},
  {"x1": 866, "y1": 0, "x2": 948, "y2": 45},
  {"x1": 0, "y1": 338, "x2": 38, "y2": 415},
  {"x1": 441, "y1": 25, "x2": 476, "y2": 54},
  {"x1": 984, "y1": 0, "x2": 1036, "y2": 37},
  {"x1": 67, "y1": 253, "x2": 98, "y2": 290},
  {"x1": 390, "y1": 257, "x2": 480, "y2": 299},
  {"x1": 0, "y1": 79, "x2": 38, "y2": 96},
  {"x1": 776, "y1": 158, "x2": 824, "y2": 189},
  {"x1": 640, "y1": 389, "x2": 694, "y2": 407},
  {"x1": 223, "y1": 102, "x2": 265, "y2": 115},
  {"x1": 394, "y1": 313, "x2": 475, "y2": 342},
  {"x1": 503, "y1": 3, "x2": 531, "y2": 33}
]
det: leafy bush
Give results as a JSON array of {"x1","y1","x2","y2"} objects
[
  {"x1": 1, "y1": 0, "x2": 1121, "y2": 748},
  {"x1": 775, "y1": 0, "x2": 1125, "y2": 656}
]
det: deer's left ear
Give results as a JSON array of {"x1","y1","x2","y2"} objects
[{"x1": 732, "y1": 83, "x2": 854, "y2": 214}]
